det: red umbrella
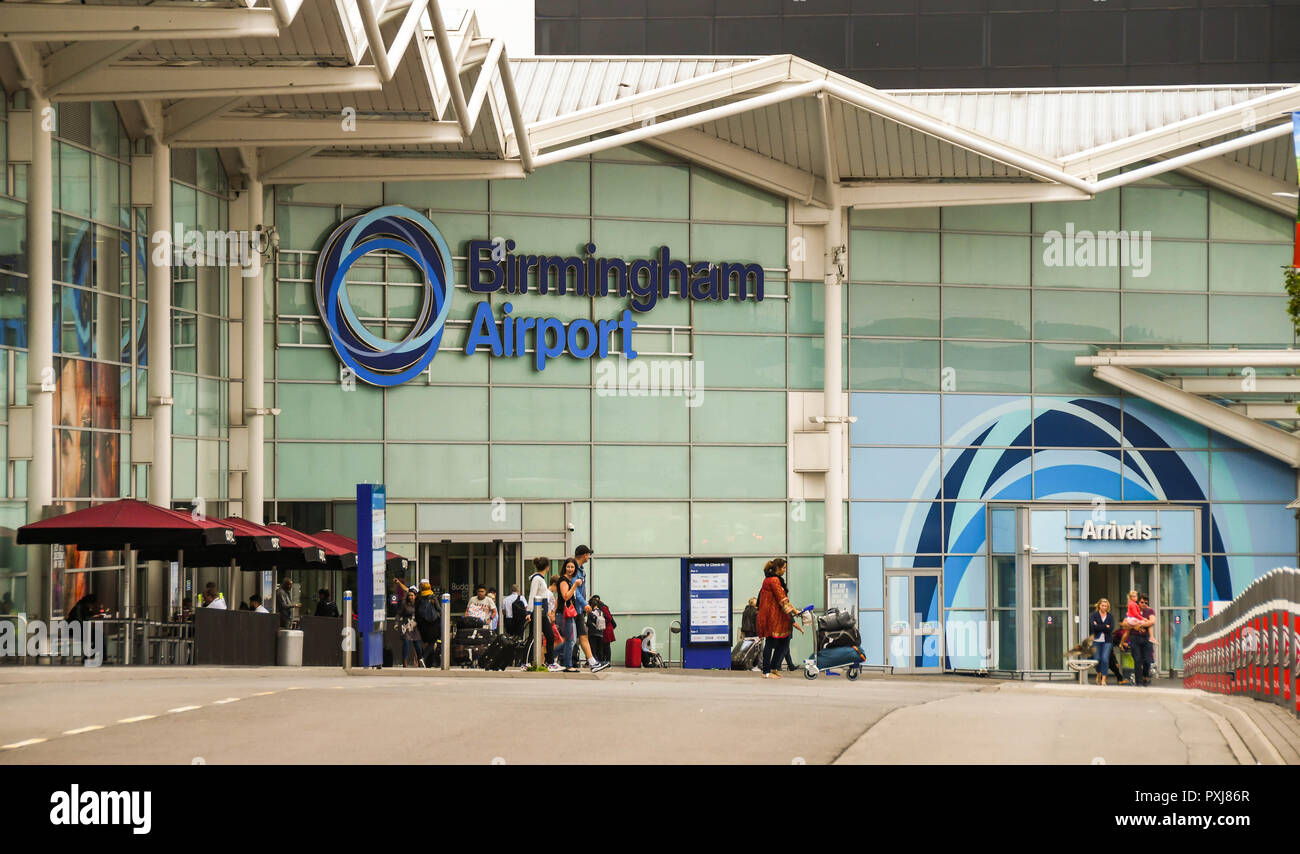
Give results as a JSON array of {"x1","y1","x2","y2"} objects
[
  {"x1": 16, "y1": 499, "x2": 234, "y2": 551},
  {"x1": 310, "y1": 529, "x2": 410, "y2": 574},
  {"x1": 232, "y1": 521, "x2": 327, "y2": 571},
  {"x1": 136, "y1": 514, "x2": 281, "y2": 565},
  {"x1": 268, "y1": 524, "x2": 357, "y2": 571}
]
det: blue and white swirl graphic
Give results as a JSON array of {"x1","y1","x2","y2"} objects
[{"x1": 314, "y1": 205, "x2": 453, "y2": 386}]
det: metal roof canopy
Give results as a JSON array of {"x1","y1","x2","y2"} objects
[
  {"x1": 1077, "y1": 350, "x2": 1300, "y2": 468},
  {"x1": 1, "y1": 0, "x2": 1297, "y2": 213}
]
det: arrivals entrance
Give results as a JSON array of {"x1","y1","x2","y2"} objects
[
  {"x1": 886, "y1": 571, "x2": 942, "y2": 672},
  {"x1": 415, "y1": 541, "x2": 522, "y2": 615}
]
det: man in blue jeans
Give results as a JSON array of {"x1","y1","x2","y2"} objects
[
  {"x1": 1129, "y1": 594, "x2": 1157, "y2": 686},
  {"x1": 572, "y1": 545, "x2": 610, "y2": 673}
]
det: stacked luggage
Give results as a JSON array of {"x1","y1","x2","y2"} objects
[
  {"x1": 450, "y1": 616, "x2": 492, "y2": 667},
  {"x1": 809, "y1": 608, "x2": 866, "y2": 677},
  {"x1": 480, "y1": 632, "x2": 530, "y2": 671}
]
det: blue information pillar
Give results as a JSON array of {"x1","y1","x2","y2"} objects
[
  {"x1": 357, "y1": 483, "x2": 387, "y2": 668},
  {"x1": 681, "y1": 557, "x2": 733, "y2": 669}
]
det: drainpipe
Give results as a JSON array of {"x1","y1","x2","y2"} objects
[
  {"x1": 27, "y1": 92, "x2": 53, "y2": 617},
  {"x1": 148, "y1": 137, "x2": 172, "y2": 510},
  {"x1": 819, "y1": 92, "x2": 846, "y2": 556},
  {"x1": 243, "y1": 172, "x2": 265, "y2": 525}
]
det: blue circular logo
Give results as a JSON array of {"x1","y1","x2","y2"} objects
[{"x1": 314, "y1": 205, "x2": 453, "y2": 386}]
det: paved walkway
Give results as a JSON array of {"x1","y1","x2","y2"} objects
[{"x1": 0, "y1": 666, "x2": 1295, "y2": 764}]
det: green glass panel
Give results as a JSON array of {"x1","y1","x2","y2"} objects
[
  {"x1": 593, "y1": 292, "x2": 690, "y2": 327},
  {"x1": 490, "y1": 213, "x2": 589, "y2": 258},
  {"x1": 278, "y1": 281, "x2": 314, "y2": 315},
  {"x1": 692, "y1": 335, "x2": 785, "y2": 388},
  {"x1": 276, "y1": 382, "x2": 382, "y2": 439},
  {"x1": 850, "y1": 207, "x2": 939, "y2": 229},
  {"x1": 692, "y1": 446, "x2": 785, "y2": 498},
  {"x1": 278, "y1": 205, "x2": 339, "y2": 251},
  {"x1": 277, "y1": 182, "x2": 381, "y2": 206},
  {"x1": 172, "y1": 374, "x2": 197, "y2": 435},
  {"x1": 850, "y1": 230, "x2": 939, "y2": 283},
  {"x1": 1121, "y1": 187, "x2": 1206, "y2": 238},
  {"x1": 387, "y1": 503, "x2": 416, "y2": 531},
  {"x1": 943, "y1": 203, "x2": 1029, "y2": 233},
  {"x1": 1209, "y1": 191, "x2": 1293, "y2": 242},
  {"x1": 490, "y1": 351, "x2": 591, "y2": 385},
  {"x1": 1120, "y1": 240, "x2": 1205, "y2": 291},
  {"x1": 490, "y1": 387, "x2": 590, "y2": 441},
  {"x1": 591, "y1": 218, "x2": 688, "y2": 264},
  {"x1": 593, "y1": 446, "x2": 689, "y2": 498},
  {"x1": 426, "y1": 212, "x2": 487, "y2": 258},
  {"x1": 432, "y1": 326, "x2": 489, "y2": 384},
  {"x1": 277, "y1": 442, "x2": 382, "y2": 499},
  {"x1": 59, "y1": 144, "x2": 90, "y2": 218},
  {"x1": 690, "y1": 169, "x2": 784, "y2": 223},
  {"x1": 491, "y1": 444, "x2": 589, "y2": 498},
  {"x1": 172, "y1": 438, "x2": 196, "y2": 499},
  {"x1": 386, "y1": 180, "x2": 487, "y2": 212},
  {"x1": 594, "y1": 142, "x2": 681, "y2": 164},
  {"x1": 593, "y1": 501, "x2": 688, "y2": 554},
  {"x1": 586, "y1": 557, "x2": 680, "y2": 610},
  {"x1": 789, "y1": 335, "x2": 847, "y2": 391},
  {"x1": 690, "y1": 223, "x2": 785, "y2": 269},
  {"x1": 1031, "y1": 236, "x2": 1122, "y2": 289},
  {"x1": 942, "y1": 287, "x2": 1029, "y2": 339},
  {"x1": 941, "y1": 341, "x2": 1031, "y2": 392},
  {"x1": 593, "y1": 162, "x2": 689, "y2": 219},
  {"x1": 1209, "y1": 295, "x2": 1294, "y2": 346},
  {"x1": 1122, "y1": 293, "x2": 1207, "y2": 343},
  {"x1": 942, "y1": 234, "x2": 1029, "y2": 286},
  {"x1": 849, "y1": 283, "x2": 939, "y2": 336},
  {"x1": 592, "y1": 388, "x2": 689, "y2": 443},
  {"x1": 386, "y1": 444, "x2": 488, "y2": 499},
  {"x1": 495, "y1": 288, "x2": 590, "y2": 322},
  {"x1": 1032, "y1": 191, "x2": 1120, "y2": 236},
  {"x1": 1208, "y1": 242, "x2": 1291, "y2": 294},
  {"x1": 692, "y1": 291, "x2": 785, "y2": 333},
  {"x1": 849, "y1": 339, "x2": 939, "y2": 390},
  {"x1": 790, "y1": 280, "x2": 846, "y2": 335},
  {"x1": 1033, "y1": 289, "x2": 1120, "y2": 341},
  {"x1": 277, "y1": 347, "x2": 341, "y2": 381},
  {"x1": 691, "y1": 390, "x2": 786, "y2": 444},
  {"x1": 386, "y1": 385, "x2": 486, "y2": 441},
  {"x1": 492, "y1": 162, "x2": 589, "y2": 215},
  {"x1": 691, "y1": 501, "x2": 786, "y2": 554}
]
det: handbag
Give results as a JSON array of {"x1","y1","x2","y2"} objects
[{"x1": 563, "y1": 603, "x2": 577, "y2": 619}]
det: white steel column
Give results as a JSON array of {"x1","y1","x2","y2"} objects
[
  {"x1": 27, "y1": 92, "x2": 54, "y2": 617},
  {"x1": 148, "y1": 137, "x2": 172, "y2": 508},
  {"x1": 820, "y1": 92, "x2": 846, "y2": 556},
  {"x1": 242, "y1": 173, "x2": 265, "y2": 523}
]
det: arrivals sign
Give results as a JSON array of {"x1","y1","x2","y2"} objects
[
  {"x1": 1071, "y1": 519, "x2": 1156, "y2": 541},
  {"x1": 314, "y1": 206, "x2": 765, "y2": 386}
]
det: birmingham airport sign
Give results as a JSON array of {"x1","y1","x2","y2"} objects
[{"x1": 315, "y1": 206, "x2": 765, "y2": 386}]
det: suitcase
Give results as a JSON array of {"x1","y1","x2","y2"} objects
[
  {"x1": 454, "y1": 627, "x2": 492, "y2": 643},
  {"x1": 481, "y1": 635, "x2": 522, "y2": 671},
  {"x1": 731, "y1": 636, "x2": 764, "y2": 671},
  {"x1": 456, "y1": 615, "x2": 485, "y2": 629},
  {"x1": 624, "y1": 637, "x2": 642, "y2": 668},
  {"x1": 820, "y1": 627, "x2": 861, "y2": 650},
  {"x1": 818, "y1": 609, "x2": 856, "y2": 632},
  {"x1": 815, "y1": 645, "x2": 866, "y2": 670}
]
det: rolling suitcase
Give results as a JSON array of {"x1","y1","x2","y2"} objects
[
  {"x1": 815, "y1": 645, "x2": 866, "y2": 670},
  {"x1": 624, "y1": 637, "x2": 642, "y2": 667},
  {"x1": 731, "y1": 636, "x2": 763, "y2": 671},
  {"x1": 481, "y1": 635, "x2": 520, "y2": 671}
]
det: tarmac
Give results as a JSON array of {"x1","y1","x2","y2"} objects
[{"x1": 0, "y1": 665, "x2": 1296, "y2": 764}]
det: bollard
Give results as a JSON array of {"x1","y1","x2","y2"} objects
[
  {"x1": 343, "y1": 590, "x2": 352, "y2": 674},
  {"x1": 532, "y1": 599, "x2": 544, "y2": 669},
  {"x1": 440, "y1": 592, "x2": 451, "y2": 672}
]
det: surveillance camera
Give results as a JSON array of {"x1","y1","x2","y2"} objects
[{"x1": 567, "y1": 522, "x2": 576, "y2": 532}]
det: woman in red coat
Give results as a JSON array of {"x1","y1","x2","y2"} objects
[{"x1": 757, "y1": 558, "x2": 803, "y2": 679}]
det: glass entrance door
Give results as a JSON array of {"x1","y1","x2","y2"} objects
[
  {"x1": 885, "y1": 572, "x2": 942, "y2": 672},
  {"x1": 416, "y1": 541, "x2": 520, "y2": 623},
  {"x1": 1031, "y1": 563, "x2": 1070, "y2": 670}
]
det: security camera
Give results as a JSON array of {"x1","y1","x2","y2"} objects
[{"x1": 567, "y1": 522, "x2": 576, "y2": 532}]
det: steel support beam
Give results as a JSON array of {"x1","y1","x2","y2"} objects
[
  {"x1": 0, "y1": 4, "x2": 281, "y2": 41},
  {"x1": 52, "y1": 66, "x2": 384, "y2": 101},
  {"x1": 169, "y1": 116, "x2": 463, "y2": 148}
]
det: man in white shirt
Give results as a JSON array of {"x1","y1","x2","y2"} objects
[
  {"x1": 203, "y1": 589, "x2": 227, "y2": 610},
  {"x1": 465, "y1": 584, "x2": 497, "y2": 627},
  {"x1": 249, "y1": 594, "x2": 269, "y2": 614}
]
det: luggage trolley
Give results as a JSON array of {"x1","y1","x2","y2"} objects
[{"x1": 802, "y1": 606, "x2": 866, "y2": 680}]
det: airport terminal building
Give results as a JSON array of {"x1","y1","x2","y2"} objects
[{"x1": 0, "y1": 1, "x2": 1298, "y2": 673}]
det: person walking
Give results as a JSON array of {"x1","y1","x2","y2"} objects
[
  {"x1": 757, "y1": 558, "x2": 803, "y2": 679},
  {"x1": 395, "y1": 587, "x2": 424, "y2": 667},
  {"x1": 571, "y1": 545, "x2": 609, "y2": 672},
  {"x1": 740, "y1": 597, "x2": 758, "y2": 640},
  {"x1": 274, "y1": 578, "x2": 294, "y2": 629},
  {"x1": 556, "y1": 558, "x2": 581, "y2": 672},
  {"x1": 1089, "y1": 598, "x2": 1116, "y2": 686},
  {"x1": 314, "y1": 588, "x2": 339, "y2": 618},
  {"x1": 1129, "y1": 593, "x2": 1157, "y2": 686},
  {"x1": 587, "y1": 595, "x2": 616, "y2": 663},
  {"x1": 594, "y1": 595, "x2": 617, "y2": 664},
  {"x1": 777, "y1": 568, "x2": 798, "y2": 671},
  {"x1": 526, "y1": 557, "x2": 556, "y2": 666}
]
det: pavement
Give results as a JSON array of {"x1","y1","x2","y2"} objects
[{"x1": 0, "y1": 665, "x2": 1296, "y2": 765}]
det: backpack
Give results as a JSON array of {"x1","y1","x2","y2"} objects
[
  {"x1": 415, "y1": 595, "x2": 439, "y2": 626},
  {"x1": 589, "y1": 608, "x2": 606, "y2": 633},
  {"x1": 509, "y1": 596, "x2": 528, "y2": 632}
]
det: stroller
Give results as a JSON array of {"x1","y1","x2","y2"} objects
[
  {"x1": 640, "y1": 628, "x2": 668, "y2": 668},
  {"x1": 802, "y1": 606, "x2": 865, "y2": 680}
]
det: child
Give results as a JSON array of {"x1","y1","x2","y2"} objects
[{"x1": 1123, "y1": 590, "x2": 1144, "y2": 626}]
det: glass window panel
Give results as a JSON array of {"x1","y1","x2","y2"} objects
[
  {"x1": 492, "y1": 162, "x2": 588, "y2": 215},
  {"x1": 196, "y1": 149, "x2": 221, "y2": 193},
  {"x1": 590, "y1": 218, "x2": 688, "y2": 268},
  {"x1": 943, "y1": 203, "x2": 1029, "y2": 233},
  {"x1": 490, "y1": 444, "x2": 589, "y2": 498},
  {"x1": 589, "y1": 557, "x2": 682, "y2": 612},
  {"x1": 276, "y1": 382, "x2": 382, "y2": 440},
  {"x1": 1209, "y1": 190, "x2": 1293, "y2": 242},
  {"x1": 385, "y1": 385, "x2": 486, "y2": 441},
  {"x1": 850, "y1": 392, "x2": 940, "y2": 446},
  {"x1": 592, "y1": 502, "x2": 688, "y2": 555},
  {"x1": 690, "y1": 169, "x2": 784, "y2": 223},
  {"x1": 490, "y1": 387, "x2": 589, "y2": 442},
  {"x1": 691, "y1": 501, "x2": 786, "y2": 555},
  {"x1": 385, "y1": 179, "x2": 486, "y2": 211},
  {"x1": 1121, "y1": 187, "x2": 1207, "y2": 239},
  {"x1": 692, "y1": 292, "x2": 785, "y2": 334},
  {"x1": 1122, "y1": 293, "x2": 1207, "y2": 343},
  {"x1": 850, "y1": 207, "x2": 939, "y2": 229},
  {"x1": 277, "y1": 348, "x2": 339, "y2": 381},
  {"x1": 278, "y1": 182, "x2": 381, "y2": 207},
  {"x1": 172, "y1": 437, "x2": 196, "y2": 500},
  {"x1": 171, "y1": 373, "x2": 196, "y2": 436},
  {"x1": 942, "y1": 341, "x2": 1030, "y2": 392},
  {"x1": 593, "y1": 163, "x2": 689, "y2": 220},
  {"x1": 1120, "y1": 240, "x2": 1205, "y2": 291},
  {"x1": 691, "y1": 390, "x2": 785, "y2": 444},
  {"x1": 850, "y1": 230, "x2": 939, "y2": 283},
  {"x1": 946, "y1": 555, "x2": 986, "y2": 609},
  {"x1": 276, "y1": 443, "x2": 382, "y2": 499},
  {"x1": 277, "y1": 204, "x2": 339, "y2": 250},
  {"x1": 1032, "y1": 238, "x2": 1122, "y2": 289},
  {"x1": 1032, "y1": 191, "x2": 1120, "y2": 236},
  {"x1": 593, "y1": 445, "x2": 688, "y2": 498},
  {"x1": 1208, "y1": 242, "x2": 1291, "y2": 294},
  {"x1": 92, "y1": 156, "x2": 120, "y2": 226},
  {"x1": 942, "y1": 234, "x2": 1029, "y2": 286},
  {"x1": 195, "y1": 438, "x2": 220, "y2": 503},
  {"x1": 58, "y1": 144, "x2": 90, "y2": 218},
  {"x1": 849, "y1": 283, "x2": 938, "y2": 337},
  {"x1": 851, "y1": 447, "x2": 939, "y2": 500},
  {"x1": 592, "y1": 389, "x2": 689, "y2": 443},
  {"x1": 690, "y1": 223, "x2": 785, "y2": 270},
  {"x1": 1033, "y1": 343, "x2": 1116, "y2": 395},
  {"x1": 196, "y1": 378, "x2": 221, "y2": 438},
  {"x1": 692, "y1": 446, "x2": 785, "y2": 498},
  {"x1": 850, "y1": 339, "x2": 939, "y2": 391},
  {"x1": 1033, "y1": 289, "x2": 1119, "y2": 341},
  {"x1": 490, "y1": 214, "x2": 589, "y2": 259},
  {"x1": 942, "y1": 286, "x2": 1029, "y2": 339},
  {"x1": 1209, "y1": 295, "x2": 1293, "y2": 345},
  {"x1": 386, "y1": 444, "x2": 488, "y2": 499},
  {"x1": 692, "y1": 335, "x2": 785, "y2": 388}
]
